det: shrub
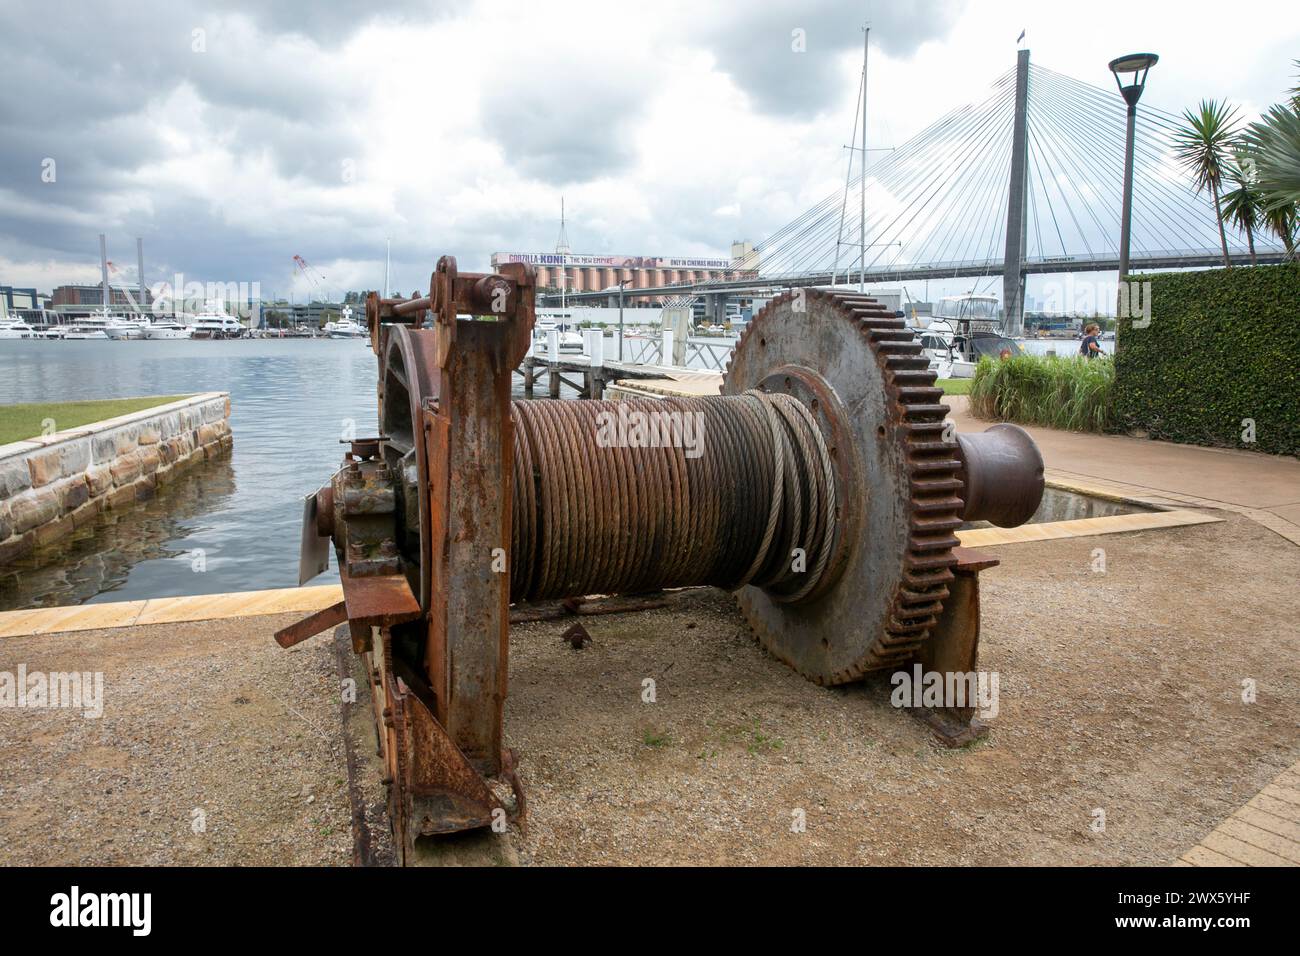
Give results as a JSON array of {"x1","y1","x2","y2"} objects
[
  {"x1": 969, "y1": 354, "x2": 1115, "y2": 432},
  {"x1": 1114, "y1": 263, "x2": 1300, "y2": 456}
]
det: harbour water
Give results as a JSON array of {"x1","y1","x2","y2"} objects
[
  {"x1": 1018, "y1": 337, "x2": 1114, "y2": 357},
  {"x1": 0, "y1": 339, "x2": 379, "y2": 609}
]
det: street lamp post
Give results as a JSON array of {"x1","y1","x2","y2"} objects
[{"x1": 1108, "y1": 52, "x2": 1158, "y2": 348}]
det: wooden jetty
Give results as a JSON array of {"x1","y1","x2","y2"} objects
[{"x1": 516, "y1": 329, "x2": 728, "y2": 400}]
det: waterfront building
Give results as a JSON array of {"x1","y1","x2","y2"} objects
[
  {"x1": 51, "y1": 283, "x2": 155, "y2": 311},
  {"x1": 491, "y1": 239, "x2": 760, "y2": 294}
]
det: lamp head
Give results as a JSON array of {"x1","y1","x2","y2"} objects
[{"x1": 1108, "y1": 53, "x2": 1158, "y2": 107}]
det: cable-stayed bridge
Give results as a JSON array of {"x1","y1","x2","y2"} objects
[{"x1": 544, "y1": 50, "x2": 1287, "y2": 328}]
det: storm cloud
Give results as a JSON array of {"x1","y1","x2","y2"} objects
[
  {"x1": 10, "y1": 0, "x2": 1285, "y2": 303},
  {"x1": 694, "y1": 0, "x2": 968, "y2": 117}
]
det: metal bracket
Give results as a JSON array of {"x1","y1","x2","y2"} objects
[{"x1": 911, "y1": 546, "x2": 998, "y2": 747}]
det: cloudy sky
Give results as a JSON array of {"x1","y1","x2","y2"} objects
[{"x1": 2, "y1": 0, "x2": 1297, "y2": 302}]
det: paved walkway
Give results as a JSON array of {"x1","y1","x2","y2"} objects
[
  {"x1": 1176, "y1": 760, "x2": 1300, "y2": 867},
  {"x1": 955, "y1": 397, "x2": 1300, "y2": 866},
  {"x1": 949, "y1": 396, "x2": 1300, "y2": 546}
]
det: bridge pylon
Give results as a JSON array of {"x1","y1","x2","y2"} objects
[{"x1": 1002, "y1": 48, "x2": 1030, "y2": 337}]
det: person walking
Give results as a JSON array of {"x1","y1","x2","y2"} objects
[{"x1": 1079, "y1": 323, "x2": 1104, "y2": 359}]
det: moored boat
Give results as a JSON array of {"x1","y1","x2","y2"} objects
[{"x1": 141, "y1": 319, "x2": 192, "y2": 340}]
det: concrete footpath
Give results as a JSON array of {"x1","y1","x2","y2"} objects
[{"x1": 950, "y1": 395, "x2": 1300, "y2": 546}]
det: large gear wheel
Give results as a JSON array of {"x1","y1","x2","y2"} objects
[
  {"x1": 722, "y1": 289, "x2": 962, "y2": 684},
  {"x1": 378, "y1": 325, "x2": 442, "y2": 613}
]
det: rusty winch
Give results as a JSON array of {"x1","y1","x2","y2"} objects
[{"x1": 276, "y1": 256, "x2": 1045, "y2": 862}]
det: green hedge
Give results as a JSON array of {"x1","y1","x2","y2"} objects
[
  {"x1": 969, "y1": 354, "x2": 1114, "y2": 432},
  {"x1": 1114, "y1": 263, "x2": 1300, "y2": 457}
]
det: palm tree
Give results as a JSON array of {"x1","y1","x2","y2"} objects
[
  {"x1": 1173, "y1": 100, "x2": 1242, "y2": 267},
  {"x1": 1263, "y1": 203, "x2": 1297, "y2": 257},
  {"x1": 1220, "y1": 152, "x2": 1262, "y2": 263},
  {"x1": 1240, "y1": 100, "x2": 1300, "y2": 259},
  {"x1": 1242, "y1": 103, "x2": 1300, "y2": 209}
]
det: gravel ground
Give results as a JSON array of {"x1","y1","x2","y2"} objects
[
  {"x1": 0, "y1": 511, "x2": 1295, "y2": 866},
  {"x1": 505, "y1": 512, "x2": 1300, "y2": 865},
  {"x1": 0, "y1": 617, "x2": 351, "y2": 865}
]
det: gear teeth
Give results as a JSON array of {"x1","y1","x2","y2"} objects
[
  {"x1": 728, "y1": 290, "x2": 964, "y2": 684},
  {"x1": 833, "y1": 292, "x2": 964, "y2": 673}
]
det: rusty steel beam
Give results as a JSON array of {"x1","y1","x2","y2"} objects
[
  {"x1": 274, "y1": 600, "x2": 348, "y2": 648},
  {"x1": 912, "y1": 546, "x2": 998, "y2": 747}
]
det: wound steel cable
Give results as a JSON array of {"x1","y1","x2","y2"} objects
[{"x1": 509, "y1": 393, "x2": 837, "y2": 605}]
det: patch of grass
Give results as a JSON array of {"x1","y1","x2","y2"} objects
[
  {"x1": 937, "y1": 378, "x2": 973, "y2": 396},
  {"x1": 969, "y1": 355, "x2": 1114, "y2": 432},
  {"x1": 714, "y1": 717, "x2": 785, "y2": 755},
  {"x1": 746, "y1": 727, "x2": 784, "y2": 755},
  {"x1": 0, "y1": 395, "x2": 192, "y2": 445},
  {"x1": 642, "y1": 728, "x2": 671, "y2": 747}
]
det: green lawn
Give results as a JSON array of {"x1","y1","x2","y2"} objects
[
  {"x1": 0, "y1": 395, "x2": 192, "y2": 445},
  {"x1": 937, "y1": 378, "x2": 972, "y2": 395}
]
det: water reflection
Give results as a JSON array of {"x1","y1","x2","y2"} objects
[
  {"x1": 0, "y1": 339, "x2": 379, "y2": 609},
  {"x1": 0, "y1": 449, "x2": 236, "y2": 608}
]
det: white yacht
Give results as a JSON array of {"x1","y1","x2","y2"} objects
[
  {"x1": 325, "y1": 306, "x2": 367, "y2": 339},
  {"x1": 912, "y1": 319, "x2": 1024, "y2": 379},
  {"x1": 0, "y1": 318, "x2": 38, "y2": 339},
  {"x1": 188, "y1": 302, "x2": 246, "y2": 340},
  {"x1": 534, "y1": 316, "x2": 583, "y2": 352},
  {"x1": 905, "y1": 294, "x2": 1016, "y2": 378},
  {"x1": 930, "y1": 294, "x2": 1001, "y2": 331},
  {"x1": 104, "y1": 315, "x2": 149, "y2": 340},
  {"x1": 142, "y1": 319, "x2": 192, "y2": 340},
  {"x1": 61, "y1": 310, "x2": 112, "y2": 340}
]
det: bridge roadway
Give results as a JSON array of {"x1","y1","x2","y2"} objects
[{"x1": 540, "y1": 249, "x2": 1288, "y2": 304}]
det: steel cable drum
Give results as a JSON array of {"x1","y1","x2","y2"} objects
[
  {"x1": 508, "y1": 392, "x2": 839, "y2": 605},
  {"x1": 721, "y1": 290, "x2": 964, "y2": 685}
]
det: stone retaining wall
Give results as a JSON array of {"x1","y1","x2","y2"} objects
[{"x1": 0, "y1": 392, "x2": 231, "y2": 564}]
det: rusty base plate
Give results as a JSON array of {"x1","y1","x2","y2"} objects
[{"x1": 910, "y1": 708, "x2": 989, "y2": 748}]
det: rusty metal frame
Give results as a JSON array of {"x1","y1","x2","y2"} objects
[
  {"x1": 421, "y1": 257, "x2": 534, "y2": 776},
  {"x1": 277, "y1": 262, "x2": 535, "y2": 862}
]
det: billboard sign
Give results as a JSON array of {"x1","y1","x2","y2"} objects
[{"x1": 493, "y1": 252, "x2": 732, "y2": 270}]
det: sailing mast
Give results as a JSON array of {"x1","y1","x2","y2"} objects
[
  {"x1": 833, "y1": 24, "x2": 871, "y2": 290},
  {"x1": 556, "y1": 197, "x2": 571, "y2": 310}
]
